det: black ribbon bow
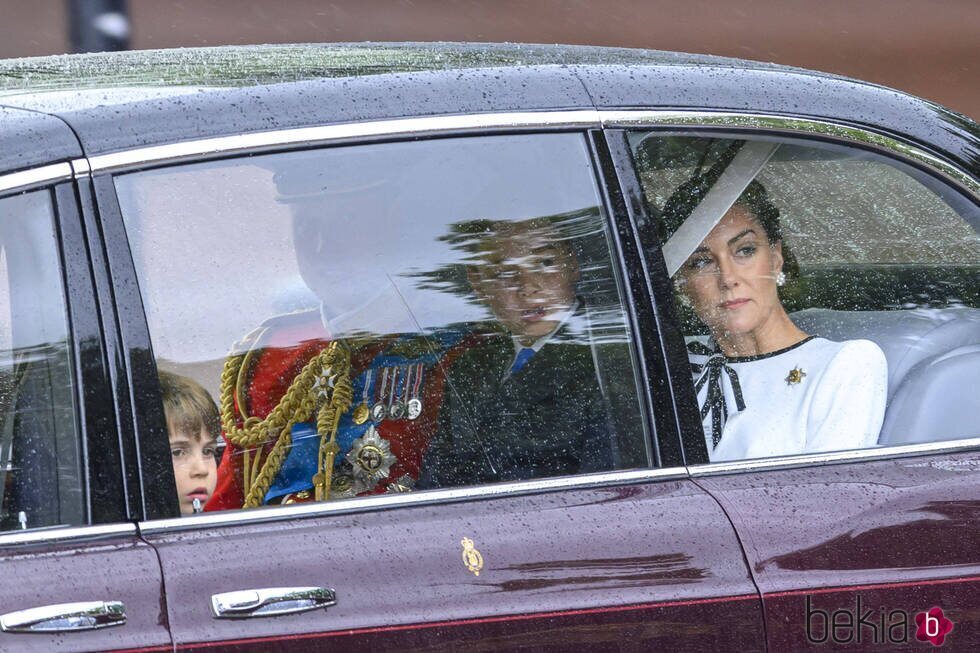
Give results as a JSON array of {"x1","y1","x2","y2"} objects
[{"x1": 689, "y1": 342, "x2": 746, "y2": 449}]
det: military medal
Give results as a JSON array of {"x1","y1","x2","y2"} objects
[
  {"x1": 390, "y1": 401, "x2": 406, "y2": 419},
  {"x1": 406, "y1": 362, "x2": 424, "y2": 420},
  {"x1": 785, "y1": 366, "x2": 807, "y2": 385},
  {"x1": 407, "y1": 398, "x2": 423, "y2": 420},
  {"x1": 388, "y1": 366, "x2": 406, "y2": 419},
  {"x1": 352, "y1": 369, "x2": 372, "y2": 425},
  {"x1": 329, "y1": 470, "x2": 356, "y2": 498},
  {"x1": 353, "y1": 404, "x2": 370, "y2": 425},
  {"x1": 371, "y1": 367, "x2": 389, "y2": 423},
  {"x1": 385, "y1": 474, "x2": 415, "y2": 493},
  {"x1": 328, "y1": 462, "x2": 370, "y2": 499},
  {"x1": 346, "y1": 426, "x2": 396, "y2": 488},
  {"x1": 311, "y1": 365, "x2": 334, "y2": 400}
]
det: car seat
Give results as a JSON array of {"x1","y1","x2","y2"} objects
[{"x1": 791, "y1": 307, "x2": 980, "y2": 445}]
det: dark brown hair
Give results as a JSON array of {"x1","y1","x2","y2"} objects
[
  {"x1": 658, "y1": 142, "x2": 801, "y2": 283},
  {"x1": 159, "y1": 370, "x2": 220, "y2": 440},
  {"x1": 658, "y1": 142, "x2": 782, "y2": 246}
]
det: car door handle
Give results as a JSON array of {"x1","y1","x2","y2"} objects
[
  {"x1": 210, "y1": 587, "x2": 337, "y2": 619},
  {"x1": 0, "y1": 600, "x2": 126, "y2": 633}
]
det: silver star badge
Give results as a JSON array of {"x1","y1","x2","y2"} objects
[{"x1": 346, "y1": 426, "x2": 396, "y2": 486}]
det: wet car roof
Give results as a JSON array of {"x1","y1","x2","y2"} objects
[
  {"x1": 0, "y1": 43, "x2": 819, "y2": 94},
  {"x1": 0, "y1": 42, "x2": 976, "y2": 174}
]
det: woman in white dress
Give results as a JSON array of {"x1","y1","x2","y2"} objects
[{"x1": 669, "y1": 178, "x2": 888, "y2": 462}]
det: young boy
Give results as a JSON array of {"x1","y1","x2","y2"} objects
[
  {"x1": 419, "y1": 216, "x2": 615, "y2": 488},
  {"x1": 159, "y1": 370, "x2": 220, "y2": 515}
]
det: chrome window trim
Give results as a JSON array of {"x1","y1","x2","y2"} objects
[
  {"x1": 599, "y1": 110, "x2": 980, "y2": 199},
  {"x1": 137, "y1": 436, "x2": 980, "y2": 533},
  {"x1": 138, "y1": 467, "x2": 688, "y2": 535},
  {"x1": 81, "y1": 110, "x2": 602, "y2": 174},
  {"x1": 70, "y1": 157, "x2": 91, "y2": 177},
  {"x1": 4, "y1": 438, "x2": 975, "y2": 540},
  {"x1": 0, "y1": 162, "x2": 72, "y2": 196},
  {"x1": 0, "y1": 523, "x2": 136, "y2": 549},
  {"x1": 690, "y1": 436, "x2": 980, "y2": 477},
  {"x1": 66, "y1": 109, "x2": 976, "y2": 200}
]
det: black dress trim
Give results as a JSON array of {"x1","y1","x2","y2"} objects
[{"x1": 688, "y1": 335, "x2": 818, "y2": 364}]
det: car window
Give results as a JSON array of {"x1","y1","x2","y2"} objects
[
  {"x1": 0, "y1": 190, "x2": 82, "y2": 531},
  {"x1": 629, "y1": 133, "x2": 980, "y2": 463},
  {"x1": 115, "y1": 133, "x2": 651, "y2": 514}
]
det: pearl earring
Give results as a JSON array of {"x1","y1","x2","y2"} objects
[{"x1": 776, "y1": 271, "x2": 787, "y2": 287}]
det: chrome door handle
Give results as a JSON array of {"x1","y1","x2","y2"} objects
[
  {"x1": 210, "y1": 587, "x2": 336, "y2": 619},
  {"x1": 0, "y1": 601, "x2": 126, "y2": 633}
]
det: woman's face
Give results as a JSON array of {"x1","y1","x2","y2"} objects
[{"x1": 677, "y1": 203, "x2": 784, "y2": 340}]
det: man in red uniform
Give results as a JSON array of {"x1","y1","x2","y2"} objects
[
  {"x1": 206, "y1": 156, "x2": 474, "y2": 511},
  {"x1": 207, "y1": 310, "x2": 472, "y2": 510}
]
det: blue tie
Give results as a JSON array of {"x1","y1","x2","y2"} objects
[{"x1": 510, "y1": 347, "x2": 536, "y2": 375}]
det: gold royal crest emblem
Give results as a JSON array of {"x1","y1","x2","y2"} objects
[{"x1": 461, "y1": 537, "x2": 484, "y2": 576}]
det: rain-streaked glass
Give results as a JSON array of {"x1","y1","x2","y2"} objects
[
  {"x1": 0, "y1": 190, "x2": 81, "y2": 531},
  {"x1": 116, "y1": 134, "x2": 650, "y2": 512},
  {"x1": 630, "y1": 132, "x2": 980, "y2": 457}
]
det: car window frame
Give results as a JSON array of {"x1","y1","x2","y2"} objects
[
  {"x1": 86, "y1": 115, "x2": 688, "y2": 526},
  {"x1": 89, "y1": 173, "x2": 177, "y2": 522},
  {"x1": 603, "y1": 111, "x2": 980, "y2": 474},
  {"x1": 0, "y1": 166, "x2": 128, "y2": 545}
]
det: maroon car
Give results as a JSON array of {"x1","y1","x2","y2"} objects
[{"x1": 0, "y1": 44, "x2": 976, "y2": 651}]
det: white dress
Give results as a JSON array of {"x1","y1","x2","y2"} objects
[{"x1": 687, "y1": 336, "x2": 888, "y2": 462}]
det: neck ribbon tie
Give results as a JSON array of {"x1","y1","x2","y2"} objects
[{"x1": 691, "y1": 351, "x2": 746, "y2": 449}]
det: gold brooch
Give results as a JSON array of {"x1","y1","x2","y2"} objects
[
  {"x1": 785, "y1": 366, "x2": 807, "y2": 385},
  {"x1": 461, "y1": 537, "x2": 484, "y2": 576}
]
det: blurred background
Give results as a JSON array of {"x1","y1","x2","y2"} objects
[{"x1": 0, "y1": 0, "x2": 977, "y2": 119}]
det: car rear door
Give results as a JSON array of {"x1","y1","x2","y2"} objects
[
  {"x1": 616, "y1": 116, "x2": 980, "y2": 650},
  {"x1": 695, "y1": 451, "x2": 980, "y2": 650},
  {"x1": 0, "y1": 107, "x2": 171, "y2": 652},
  {"x1": 143, "y1": 476, "x2": 762, "y2": 652},
  {"x1": 96, "y1": 120, "x2": 766, "y2": 650}
]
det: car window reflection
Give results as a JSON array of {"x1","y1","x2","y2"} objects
[
  {"x1": 117, "y1": 134, "x2": 651, "y2": 515},
  {"x1": 631, "y1": 134, "x2": 980, "y2": 462}
]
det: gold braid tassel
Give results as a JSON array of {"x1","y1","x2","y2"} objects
[
  {"x1": 220, "y1": 340, "x2": 352, "y2": 509},
  {"x1": 313, "y1": 370, "x2": 353, "y2": 501}
]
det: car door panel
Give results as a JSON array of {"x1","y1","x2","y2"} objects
[
  {"x1": 697, "y1": 451, "x2": 980, "y2": 650},
  {"x1": 0, "y1": 531, "x2": 170, "y2": 651},
  {"x1": 146, "y1": 477, "x2": 764, "y2": 651},
  {"x1": 0, "y1": 165, "x2": 171, "y2": 651}
]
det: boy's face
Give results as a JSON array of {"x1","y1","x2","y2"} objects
[
  {"x1": 467, "y1": 223, "x2": 580, "y2": 342},
  {"x1": 170, "y1": 427, "x2": 218, "y2": 515}
]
